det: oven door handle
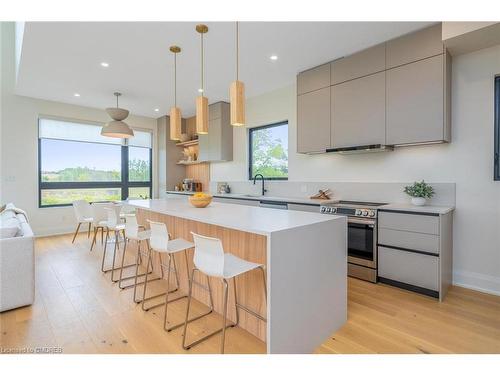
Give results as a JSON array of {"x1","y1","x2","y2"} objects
[{"x1": 348, "y1": 218, "x2": 376, "y2": 226}]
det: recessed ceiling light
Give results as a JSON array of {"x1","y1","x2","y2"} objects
[
  {"x1": 198, "y1": 88, "x2": 204, "y2": 93},
  {"x1": 270, "y1": 55, "x2": 278, "y2": 61},
  {"x1": 100, "y1": 62, "x2": 109, "y2": 67},
  {"x1": 73, "y1": 93, "x2": 80, "y2": 97},
  {"x1": 154, "y1": 108, "x2": 159, "y2": 112}
]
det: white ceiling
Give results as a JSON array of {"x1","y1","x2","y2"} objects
[{"x1": 16, "y1": 21, "x2": 435, "y2": 118}]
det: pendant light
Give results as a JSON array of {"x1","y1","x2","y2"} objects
[
  {"x1": 101, "y1": 92, "x2": 134, "y2": 138},
  {"x1": 230, "y1": 21, "x2": 245, "y2": 126},
  {"x1": 195, "y1": 24, "x2": 209, "y2": 135},
  {"x1": 169, "y1": 45, "x2": 182, "y2": 141}
]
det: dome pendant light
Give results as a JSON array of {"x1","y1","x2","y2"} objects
[
  {"x1": 195, "y1": 24, "x2": 209, "y2": 135},
  {"x1": 101, "y1": 92, "x2": 134, "y2": 138},
  {"x1": 230, "y1": 21, "x2": 245, "y2": 127},
  {"x1": 169, "y1": 45, "x2": 182, "y2": 141}
]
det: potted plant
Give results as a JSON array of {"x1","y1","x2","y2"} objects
[{"x1": 403, "y1": 180, "x2": 434, "y2": 206}]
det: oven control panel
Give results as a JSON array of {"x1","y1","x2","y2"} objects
[{"x1": 320, "y1": 206, "x2": 377, "y2": 218}]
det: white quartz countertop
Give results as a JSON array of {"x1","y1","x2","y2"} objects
[
  {"x1": 126, "y1": 197, "x2": 343, "y2": 236},
  {"x1": 166, "y1": 190, "x2": 336, "y2": 206},
  {"x1": 381, "y1": 203, "x2": 455, "y2": 215}
]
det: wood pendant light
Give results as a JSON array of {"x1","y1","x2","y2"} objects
[
  {"x1": 169, "y1": 45, "x2": 182, "y2": 141},
  {"x1": 196, "y1": 24, "x2": 209, "y2": 135},
  {"x1": 230, "y1": 21, "x2": 245, "y2": 126}
]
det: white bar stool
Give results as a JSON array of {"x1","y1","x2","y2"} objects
[
  {"x1": 101, "y1": 206, "x2": 136, "y2": 282},
  {"x1": 71, "y1": 200, "x2": 93, "y2": 243},
  {"x1": 118, "y1": 214, "x2": 157, "y2": 300},
  {"x1": 182, "y1": 232, "x2": 267, "y2": 354},
  {"x1": 89, "y1": 202, "x2": 112, "y2": 251},
  {"x1": 142, "y1": 220, "x2": 214, "y2": 332}
]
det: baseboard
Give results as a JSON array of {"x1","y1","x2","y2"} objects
[
  {"x1": 453, "y1": 270, "x2": 500, "y2": 296},
  {"x1": 34, "y1": 226, "x2": 76, "y2": 238}
]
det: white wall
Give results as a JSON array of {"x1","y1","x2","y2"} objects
[
  {"x1": 1, "y1": 23, "x2": 158, "y2": 236},
  {"x1": 212, "y1": 45, "x2": 500, "y2": 295}
]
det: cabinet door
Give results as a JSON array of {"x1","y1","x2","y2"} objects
[
  {"x1": 386, "y1": 24, "x2": 443, "y2": 69},
  {"x1": 331, "y1": 71, "x2": 386, "y2": 148},
  {"x1": 297, "y1": 87, "x2": 331, "y2": 153},
  {"x1": 297, "y1": 63, "x2": 330, "y2": 95},
  {"x1": 386, "y1": 54, "x2": 444, "y2": 145},
  {"x1": 198, "y1": 133, "x2": 210, "y2": 161},
  {"x1": 378, "y1": 246, "x2": 439, "y2": 292},
  {"x1": 332, "y1": 43, "x2": 385, "y2": 84}
]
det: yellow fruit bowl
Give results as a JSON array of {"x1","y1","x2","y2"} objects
[{"x1": 188, "y1": 194, "x2": 213, "y2": 208}]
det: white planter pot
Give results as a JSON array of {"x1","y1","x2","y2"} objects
[{"x1": 411, "y1": 197, "x2": 427, "y2": 206}]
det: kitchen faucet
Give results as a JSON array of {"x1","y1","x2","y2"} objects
[{"x1": 253, "y1": 174, "x2": 267, "y2": 196}]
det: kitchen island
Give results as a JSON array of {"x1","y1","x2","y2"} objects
[{"x1": 126, "y1": 196, "x2": 347, "y2": 354}]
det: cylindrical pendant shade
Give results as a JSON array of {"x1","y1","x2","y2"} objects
[
  {"x1": 230, "y1": 80, "x2": 245, "y2": 126},
  {"x1": 196, "y1": 96, "x2": 208, "y2": 134},
  {"x1": 169, "y1": 107, "x2": 182, "y2": 141}
]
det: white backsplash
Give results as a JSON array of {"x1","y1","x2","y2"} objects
[{"x1": 210, "y1": 181, "x2": 456, "y2": 206}]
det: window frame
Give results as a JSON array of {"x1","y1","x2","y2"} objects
[
  {"x1": 38, "y1": 118, "x2": 153, "y2": 208},
  {"x1": 248, "y1": 121, "x2": 289, "y2": 181},
  {"x1": 495, "y1": 76, "x2": 500, "y2": 181}
]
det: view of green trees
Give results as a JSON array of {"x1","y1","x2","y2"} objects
[
  {"x1": 40, "y1": 158, "x2": 150, "y2": 206},
  {"x1": 251, "y1": 124, "x2": 288, "y2": 178}
]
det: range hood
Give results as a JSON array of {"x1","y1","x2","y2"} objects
[{"x1": 326, "y1": 144, "x2": 394, "y2": 155}]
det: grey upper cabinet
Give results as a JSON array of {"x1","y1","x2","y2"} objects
[
  {"x1": 386, "y1": 24, "x2": 443, "y2": 69},
  {"x1": 331, "y1": 71, "x2": 386, "y2": 148},
  {"x1": 198, "y1": 102, "x2": 233, "y2": 162},
  {"x1": 386, "y1": 54, "x2": 449, "y2": 145},
  {"x1": 331, "y1": 43, "x2": 386, "y2": 85},
  {"x1": 297, "y1": 87, "x2": 331, "y2": 153},
  {"x1": 297, "y1": 63, "x2": 330, "y2": 95}
]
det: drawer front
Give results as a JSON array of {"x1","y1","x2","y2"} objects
[
  {"x1": 379, "y1": 228, "x2": 439, "y2": 254},
  {"x1": 212, "y1": 197, "x2": 259, "y2": 207},
  {"x1": 379, "y1": 211, "x2": 439, "y2": 235},
  {"x1": 287, "y1": 203, "x2": 320, "y2": 213},
  {"x1": 297, "y1": 63, "x2": 331, "y2": 95},
  {"x1": 378, "y1": 246, "x2": 439, "y2": 291}
]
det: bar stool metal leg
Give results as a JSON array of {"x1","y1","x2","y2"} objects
[
  {"x1": 141, "y1": 249, "x2": 178, "y2": 311},
  {"x1": 118, "y1": 237, "x2": 154, "y2": 290},
  {"x1": 182, "y1": 270, "x2": 235, "y2": 351},
  {"x1": 163, "y1": 251, "x2": 214, "y2": 332}
]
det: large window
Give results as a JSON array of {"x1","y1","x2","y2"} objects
[
  {"x1": 248, "y1": 121, "x2": 288, "y2": 180},
  {"x1": 495, "y1": 76, "x2": 500, "y2": 181},
  {"x1": 38, "y1": 118, "x2": 152, "y2": 207}
]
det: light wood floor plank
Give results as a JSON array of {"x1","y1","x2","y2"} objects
[{"x1": 1, "y1": 233, "x2": 499, "y2": 354}]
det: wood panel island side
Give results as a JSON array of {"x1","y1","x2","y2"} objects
[{"x1": 127, "y1": 196, "x2": 347, "y2": 354}]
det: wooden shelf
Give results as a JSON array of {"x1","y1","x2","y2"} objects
[
  {"x1": 176, "y1": 160, "x2": 207, "y2": 166},
  {"x1": 175, "y1": 139, "x2": 199, "y2": 148}
]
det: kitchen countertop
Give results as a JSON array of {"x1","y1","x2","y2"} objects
[
  {"x1": 166, "y1": 190, "x2": 337, "y2": 206},
  {"x1": 127, "y1": 196, "x2": 343, "y2": 236},
  {"x1": 380, "y1": 203, "x2": 455, "y2": 215}
]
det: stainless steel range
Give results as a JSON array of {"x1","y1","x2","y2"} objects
[{"x1": 320, "y1": 200, "x2": 387, "y2": 283}]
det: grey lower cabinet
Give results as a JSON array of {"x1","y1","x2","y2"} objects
[
  {"x1": 287, "y1": 203, "x2": 320, "y2": 213},
  {"x1": 386, "y1": 53, "x2": 451, "y2": 145},
  {"x1": 297, "y1": 87, "x2": 331, "y2": 154},
  {"x1": 198, "y1": 102, "x2": 233, "y2": 162},
  {"x1": 377, "y1": 210, "x2": 453, "y2": 301},
  {"x1": 331, "y1": 71, "x2": 386, "y2": 148},
  {"x1": 212, "y1": 197, "x2": 259, "y2": 207}
]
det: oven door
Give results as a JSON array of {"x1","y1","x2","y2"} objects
[{"x1": 347, "y1": 218, "x2": 377, "y2": 268}]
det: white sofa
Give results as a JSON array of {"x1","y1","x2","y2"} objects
[{"x1": 0, "y1": 203, "x2": 35, "y2": 312}]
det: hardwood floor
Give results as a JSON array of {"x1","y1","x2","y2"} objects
[{"x1": 1, "y1": 233, "x2": 499, "y2": 354}]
